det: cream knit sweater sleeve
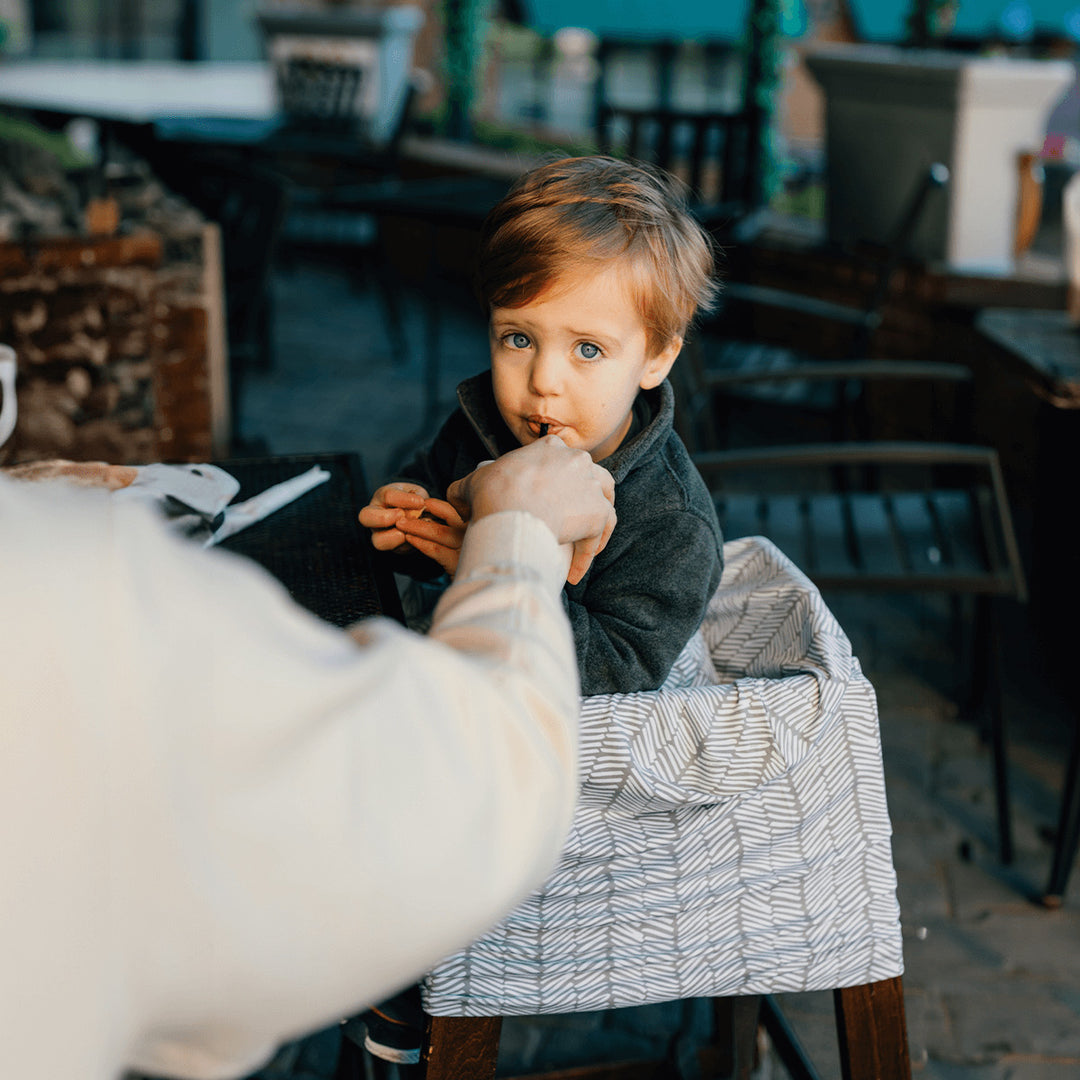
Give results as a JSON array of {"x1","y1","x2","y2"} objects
[{"x1": 0, "y1": 479, "x2": 579, "y2": 1080}]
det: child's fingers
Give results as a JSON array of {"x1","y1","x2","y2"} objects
[
  {"x1": 369, "y1": 526, "x2": 408, "y2": 552},
  {"x1": 359, "y1": 505, "x2": 404, "y2": 530},
  {"x1": 402, "y1": 533, "x2": 460, "y2": 575},
  {"x1": 396, "y1": 513, "x2": 465, "y2": 551},
  {"x1": 422, "y1": 497, "x2": 467, "y2": 529},
  {"x1": 377, "y1": 483, "x2": 428, "y2": 510}
]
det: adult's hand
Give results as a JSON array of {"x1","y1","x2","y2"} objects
[{"x1": 447, "y1": 436, "x2": 616, "y2": 585}]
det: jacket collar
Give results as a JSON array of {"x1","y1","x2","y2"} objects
[{"x1": 456, "y1": 372, "x2": 673, "y2": 483}]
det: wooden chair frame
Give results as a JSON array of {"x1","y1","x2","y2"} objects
[{"x1": 417, "y1": 976, "x2": 911, "y2": 1080}]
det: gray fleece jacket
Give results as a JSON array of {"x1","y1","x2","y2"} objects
[{"x1": 393, "y1": 371, "x2": 724, "y2": 695}]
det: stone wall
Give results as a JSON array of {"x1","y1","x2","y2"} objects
[{"x1": 0, "y1": 225, "x2": 225, "y2": 466}]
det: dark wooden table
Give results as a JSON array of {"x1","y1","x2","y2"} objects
[
  {"x1": 973, "y1": 308, "x2": 1080, "y2": 906},
  {"x1": 734, "y1": 213, "x2": 1067, "y2": 363},
  {"x1": 973, "y1": 309, "x2": 1080, "y2": 604},
  {"x1": 217, "y1": 452, "x2": 403, "y2": 627},
  {"x1": 975, "y1": 307, "x2": 1080, "y2": 409}
]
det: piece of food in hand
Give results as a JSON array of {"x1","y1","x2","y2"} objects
[
  {"x1": 417, "y1": 501, "x2": 456, "y2": 524},
  {"x1": 1, "y1": 459, "x2": 138, "y2": 490}
]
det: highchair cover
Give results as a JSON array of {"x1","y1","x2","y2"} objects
[{"x1": 422, "y1": 536, "x2": 904, "y2": 1016}]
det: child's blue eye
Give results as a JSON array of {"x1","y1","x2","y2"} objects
[
  {"x1": 577, "y1": 342, "x2": 600, "y2": 360},
  {"x1": 507, "y1": 332, "x2": 530, "y2": 349}
]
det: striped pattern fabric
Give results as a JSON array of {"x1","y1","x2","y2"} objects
[{"x1": 422, "y1": 536, "x2": 903, "y2": 1016}]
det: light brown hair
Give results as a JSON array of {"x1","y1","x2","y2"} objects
[{"x1": 476, "y1": 156, "x2": 719, "y2": 357}]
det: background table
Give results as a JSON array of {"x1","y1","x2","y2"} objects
[
  {"x1": 974, "y1": 309, "x2": 1080, "y2": 904},
  {"x1": 973, "y1": 307, "x2": 1080, "y2": 632},
  {"x1": 0, "y1": 60, "x2": 275, "y2": 126},
  {"x1": 975, "y1": 307, "x2": 1080, "y2": 408},
  {"x1": 218, "y1": 452, "x2": 403, "y2": 627}
]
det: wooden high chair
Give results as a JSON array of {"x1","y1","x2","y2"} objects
[
  {"x1": 419, "y1": 978, "x2": 910, "y2": 1079},
  {"x1": 364, "y1": 536, "x2": 915, "y2": 1080}
]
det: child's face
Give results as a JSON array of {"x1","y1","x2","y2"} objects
[{"x1": 489, "y1": 264, "x2": 680, "y2": 462}]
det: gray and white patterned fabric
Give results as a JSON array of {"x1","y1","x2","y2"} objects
[{"x1": 422, "y1": 536, "x2": 903, "y2": 1016}]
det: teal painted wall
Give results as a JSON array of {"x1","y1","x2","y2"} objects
[{"x1": 849, "y1": 0, "x2": 1080, "y2": 43}]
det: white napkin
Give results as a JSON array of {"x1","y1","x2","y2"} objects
[
  {"x1": 205, "y1": 465, "x2": 330, "y2": 547},
  {"x1": 115, "y1": 463, "x2": 239, "y2": 540},
  {"x1": 115, "y1": 462, "x2": 330, "y2": 546}
]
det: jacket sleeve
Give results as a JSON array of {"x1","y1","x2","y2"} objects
[
  {"x1": 566, "y1": 509, "x2": 723, "y2": 696},
  {"x1": 393, "y1": 443, "x2": 442, "y2": 494},
  {"x1": 392, "y1": 410, "x2": 475, "y2": 497}
]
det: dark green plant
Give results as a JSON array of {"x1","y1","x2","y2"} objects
[
  {"x1": 743, "y1": 0, "x2": 783, "y2": 206},
  {"x1": 471, "y1": 119, "x2": 598, "y2": 158},
  {"x1": 905, "y1": 0, "x2": 957, "y2": 47},
  {"x1": 442, "y1": 0, "x2": 489, "y2": 141}
]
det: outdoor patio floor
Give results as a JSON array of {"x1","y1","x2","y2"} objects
[{"x1": 236, "y1": 255, "x2": 1080, "y2": 1079}]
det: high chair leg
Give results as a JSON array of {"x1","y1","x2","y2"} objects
[
  {"x1": 420, "y1": 1015, "x2": 501, "y2": 1080},
  {"x1": 834, "y1": 976, "x2": 911, "y2": 1080}
]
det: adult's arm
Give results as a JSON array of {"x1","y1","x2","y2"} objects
[{"x1": 0, "y1": 463, "x2": 597, "y2": 1080}]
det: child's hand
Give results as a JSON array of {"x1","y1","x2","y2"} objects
[
  {"x1": 394, "y1": 497, "x2": 467, "y2": 576},
  {"x1": 359, "y1": 482, "x2": 429, "y2": 552}
]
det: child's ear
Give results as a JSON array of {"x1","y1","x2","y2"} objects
[{"x1": 639, "y1": 336, "x2": 683, "y2": 390}]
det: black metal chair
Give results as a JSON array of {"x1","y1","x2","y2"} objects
[
  {"x1": 259, "y1": 55, "x2": 415, "y2": 179},
  {"x1": 149, "y1": 153, "x2": 290, "y2": 449},
  {"x1": 672, "y1": 353, "x2": 1029, "y2": 868},
  {"x1": 597, "y1": 102, "x2": 762, "y2": 242},
  {"x1": 267, "y1": 65, "x2": 420, "y2": 241},
  {"x1": 590, "y1": 29, "x2": 772, "y2": 243},
  {"x1": 1046, "y1": 718, "x2": 1080, "y2": 906},
  {"x1": 276, "y1": 55, "x2": 366, "y2": 137},
  {"x1": 260, "y1": 67, "x2": 426, "y2": 371},
  {"x1": 697, "y1": 163, "x2": 953, "y2": 448}
]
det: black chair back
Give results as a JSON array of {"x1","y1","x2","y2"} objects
[
  {"x1": 277, "y1": 56, "x2": 365, "y2": 134},
  {"x1": 596, "y1": 104, "x2": 756, "y2": 213}
]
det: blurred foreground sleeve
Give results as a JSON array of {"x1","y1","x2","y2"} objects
[{"x1": 0, "y1": 479, "x2": 578, "y2": 1080}]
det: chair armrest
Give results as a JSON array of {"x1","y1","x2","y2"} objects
[
  {"x1": 691, "y1": 441, "x2": 999, "y2": 473},
  {"x1": 719, "y1": 281, "x2": 878, "y2": 331},
  {"x1": 701, "y1": 360, "x2": 972, "y2": 390}
]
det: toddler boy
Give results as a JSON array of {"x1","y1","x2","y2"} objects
[{"x1": 360, "y1": 156, "x2": 723, "y2": 695}]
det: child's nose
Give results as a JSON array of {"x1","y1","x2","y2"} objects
[{"x1": 528, "y1": 350, "x2": 564, "y2": 396}]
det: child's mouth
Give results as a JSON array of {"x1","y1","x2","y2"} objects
[{"x1": 527, "y1": 417, "x2": 560, "y2": 438}]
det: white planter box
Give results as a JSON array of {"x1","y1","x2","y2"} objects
[{"x1": 805, "y1": 44, "x2": 1074, "y2": 274}]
